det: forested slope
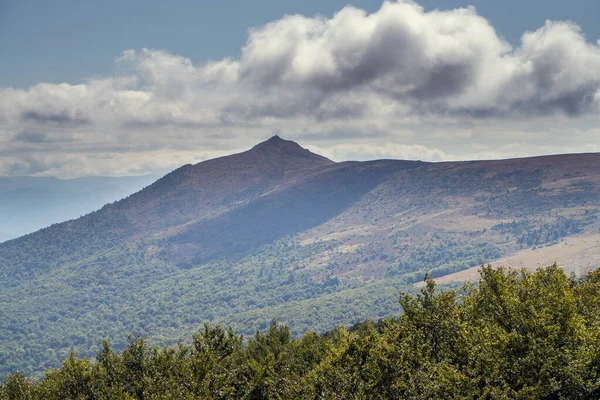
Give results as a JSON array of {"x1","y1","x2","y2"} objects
[{"x1": 3, "y1": 265, "x2": 600, "y2": 399}]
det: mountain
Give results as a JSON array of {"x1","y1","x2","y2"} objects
[
  {"x1": 0, "y1": 174, "x2": 160, "y2": 243},
  {"x1": 1, "y1": 136, "x2": 599, "y2": 378}
]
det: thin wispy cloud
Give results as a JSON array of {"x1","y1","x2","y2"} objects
[{"x1": 1, "y1": 0, "x2": 599, "y2": 176}]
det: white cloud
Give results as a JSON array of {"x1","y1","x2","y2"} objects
[{"x1": 0, "y1": 0, "x2": 599, "y2": 176}]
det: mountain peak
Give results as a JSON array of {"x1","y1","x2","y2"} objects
[
  {"x1": 249, "y1": 136, "x2": 334, "y2": 165},
  {"x1": 252, "y1": 135, "x2": 297, "y2": 150}
]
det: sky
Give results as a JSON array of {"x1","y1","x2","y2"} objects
[{"x1": 1, "y1": 0, "x2": 599, "y2": 177}]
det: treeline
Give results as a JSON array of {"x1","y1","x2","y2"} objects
[
  {"x1": 385, "y1": 240, "x2": 502, "y2": 281},
  {"x1": 3, "y1": 265, "x2": 600, "y2": 399},
  {"x1": 492, "y1": 212, "x2": 598, "y2": 248}
]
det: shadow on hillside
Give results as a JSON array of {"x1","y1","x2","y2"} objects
[{"x1": 164, "y1": 161, "x2": 416, "y2": 266}]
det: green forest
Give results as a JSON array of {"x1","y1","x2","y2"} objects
[
  {"x1": 1, "y1": 233, "x2": 501, "y2": 378},
  {"x1": 3, "y1": 264, "x2": 600, "y2": 399}
]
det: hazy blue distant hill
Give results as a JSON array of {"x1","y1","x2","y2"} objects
[{"x1": 0, "y1": 175, "x2": 160, "y2": 242}]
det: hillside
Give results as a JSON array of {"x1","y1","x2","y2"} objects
[{"x1": 1, "y1": 136, "x2": 599, "y2": 378}]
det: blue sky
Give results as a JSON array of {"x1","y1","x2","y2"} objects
[
  {"x1": 2, "y1": 0, "x2": 598, "y2": 89},
  {"x1": 0, "y1": 0, "x2": 599, "y2": 177}
]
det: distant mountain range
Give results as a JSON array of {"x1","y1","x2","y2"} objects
[
  {"x1": 0, "y1": 174, "x2": 160, "y2": 243},
  {"x1": 1, "y1": 136, "x2": 599, "y2": 378}
]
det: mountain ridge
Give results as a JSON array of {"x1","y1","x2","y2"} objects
[{"x1": 1, "y1": 136, "x2": 599, "y2": 378}]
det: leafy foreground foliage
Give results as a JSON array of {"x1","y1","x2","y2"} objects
[{"x1": 4, "y1": 264, "x2": 600, "y2": 399}]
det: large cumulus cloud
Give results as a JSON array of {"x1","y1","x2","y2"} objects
[
  {"x1": 236, "y1": 2, "x2": 600, "y2": 117},
  {"x1": 0, "y1": 0, "x2": 599, "y2": 176}
]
